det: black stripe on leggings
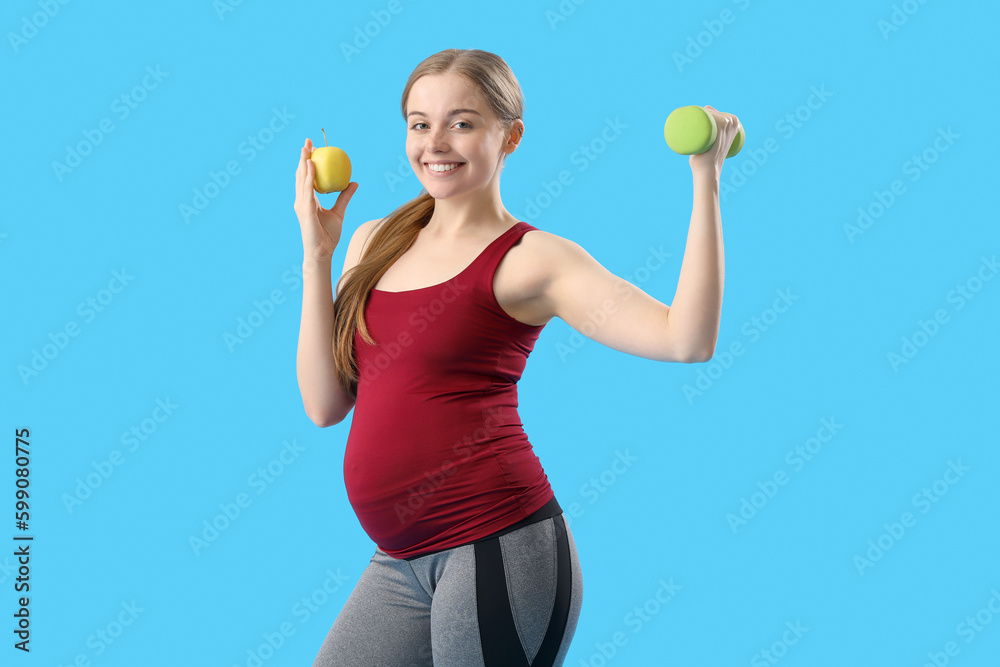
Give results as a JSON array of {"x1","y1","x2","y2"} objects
[{"x1": 475, "y1": 516, "x2": 572, "y2": 667}]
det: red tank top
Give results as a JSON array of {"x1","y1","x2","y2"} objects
[{"x1": 345, "y1": 221, "x2": 554, "y2": 559}]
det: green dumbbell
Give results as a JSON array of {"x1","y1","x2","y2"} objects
[{"x1": 663, "y1": 105, "x2": 745, "y2": 158}]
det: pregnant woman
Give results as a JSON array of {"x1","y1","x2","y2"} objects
[{"x1": 293, "y1": 48, "x2": 738, "y2": 667}]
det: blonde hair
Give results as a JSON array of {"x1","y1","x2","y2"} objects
[{"x1": 332, "y1": 48, "x2": 525, "y2": 399}]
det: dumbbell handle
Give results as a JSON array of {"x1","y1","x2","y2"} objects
[{"x1": 663, "y1": 105, "x2": 744, "y2": 158}]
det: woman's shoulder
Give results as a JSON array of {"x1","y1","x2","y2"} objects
[
  {"x1": 341, "y1": 218, "x2": 387, "y2": 276},
  {"x1": 517, "y1": 224, "x2": 580, "y2": 264},
  {"x1": 507, "y1": 224, "x2": 582, "y2": 289},
  {"x1": 353, "y1": 217, "x2": 388, "y2": 258},
  {"x1": 363, "y1": 217, "x2": 388, "y2": 238}
]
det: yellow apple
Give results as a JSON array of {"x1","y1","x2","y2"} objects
[{"x1": 311, "y1": 129, "x2": 351, "y2": 193}]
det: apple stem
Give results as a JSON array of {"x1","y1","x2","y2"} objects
[{"x1": 321, "y1": 128, "x2": 329, "y2": 147}]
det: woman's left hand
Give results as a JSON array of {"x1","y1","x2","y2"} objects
[{"x1": 689, "y1": 105, "x2": 743, "y2": 177}]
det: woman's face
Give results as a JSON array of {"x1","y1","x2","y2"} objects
[{"x1": 405, "y1": 72, "x2": 516, "y2": 201}]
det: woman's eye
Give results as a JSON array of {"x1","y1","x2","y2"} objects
[{"x1": 410, "y1": 121, "x2": 472, "y2": 130}]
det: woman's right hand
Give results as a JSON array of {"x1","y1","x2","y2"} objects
[{"x1": 294, "y1": 137, "x2": 359, "y2": 260}]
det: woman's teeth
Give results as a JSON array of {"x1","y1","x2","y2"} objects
[{"x1": 428, "y1": 162, "x2": 462, "y2": 172}]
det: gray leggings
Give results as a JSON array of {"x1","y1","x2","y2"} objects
[{"x1": 311, "y1": 512, "x2": 583, "y2": 666}]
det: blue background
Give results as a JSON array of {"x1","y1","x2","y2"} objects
[{"x1": 3, "y1": 0, "x2": 999, "y2": 665}]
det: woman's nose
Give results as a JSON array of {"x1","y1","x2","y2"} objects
[{"x1": 426, "y1": 126, "x2": 449, "y2": 150}]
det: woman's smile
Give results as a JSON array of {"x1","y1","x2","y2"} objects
[{"x1": 425, "y1": 161, "x2": 466, "y2": 176}]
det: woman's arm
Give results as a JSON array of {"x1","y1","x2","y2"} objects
[
  {"x1": 663, "y1": 169, "x2": 724, "y2": 361},
  {"x1": 297, "y1": 219, "x2": 374, "y2": 426},
  {"x1": 533, "y1": 106, "x2": 739, "y2": 363},
  {"x1": 293, "y1": 139, "x2": 360, "y2": 426},
  {"x1": 666, "y1": 105, "x2": 740, "y2": 360},
  {"x1": 297, "y1": 251, "x2": 354, "y2": 427}
]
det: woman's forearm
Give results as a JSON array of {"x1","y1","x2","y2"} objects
[
  {"x1": 666, "y1": 170, "x2": 725, "y2": 361},
  {"x1": 297, "y1": 254, "x2": 353, "y2": 426}
]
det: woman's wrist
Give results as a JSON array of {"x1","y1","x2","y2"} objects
[
  {"x1": 691, "y1": 167, "x2": 721, "y2": 192},
  {"x1": 302, "y1": 245, "x2": 334, "y2": 278}
]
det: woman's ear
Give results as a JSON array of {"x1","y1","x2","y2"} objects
[{"x1": 507, "y1": 122, "x2": 524, "y2": 152}]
